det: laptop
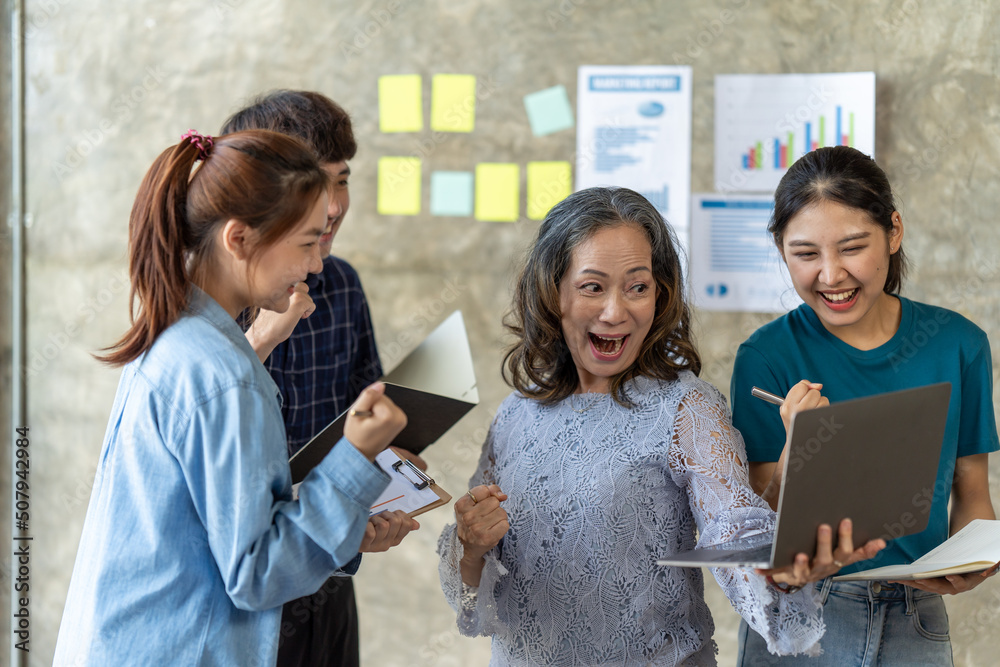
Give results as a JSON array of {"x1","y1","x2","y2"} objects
[{"x1": 656, "y1": 382, "x2": 952, "y2": 569}]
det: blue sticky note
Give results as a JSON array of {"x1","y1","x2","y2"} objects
[
  {"x1": 523, "y1": 85, "x2": 574, "y2": 136},
  {"x1": 430, "y1": 171, "x2": 474, "y2": 217}
]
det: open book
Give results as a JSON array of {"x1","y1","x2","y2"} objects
[
  {"x1": 834, "y1": 519, "x2": 1000, "y2": 581},
  {"x1": 288, "y1": 310, "x2": 478, "y2": 484}
]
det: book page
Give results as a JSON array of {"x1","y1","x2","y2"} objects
[
  {"x1": 910, "y1": 520, "x2": 1000, "y2": 566},
  {"x1": 836, "y1": 520, "x2": 1000, "y2": 581}
]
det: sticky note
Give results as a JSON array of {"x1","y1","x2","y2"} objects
[
  {"x1": 431, "y1": 74, "x2": 476, "y2": 133},
  {"x1": 430, "y1": 171, "x2": 474, "y2": 216},
  {"x1": 475, "y1": 163, "x2": 520, "y2": 222},
  {"x1": 523, "y1": 85, "x2": 574, "y2": 136},
  {"x1": 377, "y1": 157, "x2": 421, "y2": 215},
  {"x1": 379, "y1": 75, "x2": 423, "y2": 133},
  {"x1": 527, "y1": 162, "x2": 572, "y2": 220}
]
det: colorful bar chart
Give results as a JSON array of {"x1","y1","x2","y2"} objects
[
  {"x1": 740, "y1": 106, "x2": 857, "y2": 171},
  {"x1": 715, "y1": 72, "x2": 875, "y2": 192}
]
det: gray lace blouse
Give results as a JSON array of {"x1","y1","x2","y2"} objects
[{"x1": 438, "y1": 372, "x2": 824, "y2": 666}]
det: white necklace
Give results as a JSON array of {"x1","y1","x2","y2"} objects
[{"x1": 570, "y1": 392, "x2": 603, "y2": 413}]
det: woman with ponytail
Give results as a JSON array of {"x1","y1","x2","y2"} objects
[
  {"x1": 730, "y1": 146, "x2": 998, "y2": 665},
  {"x1": 54, "y1": 130, "x2": 407, "y2": 665}
]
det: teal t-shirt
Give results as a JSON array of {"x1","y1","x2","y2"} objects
[{"x1": 731, "y1": 296, "x2": 999, "y2": 574}]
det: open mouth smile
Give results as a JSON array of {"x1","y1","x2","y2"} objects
[
  {"x1": 818, "y1": 287, "x2": 859, "y2": 310},
  {"x1": 588, "y1": 333, "x2": 629, "y2": 359}
]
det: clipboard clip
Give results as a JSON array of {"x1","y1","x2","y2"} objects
[{"x1": 392, "y1": 459, "x2": 434, "y2": 490}]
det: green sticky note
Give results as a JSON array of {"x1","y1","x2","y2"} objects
[
  {"x1": 475, "y1": 163, "x2": 520, "y2": 222},
  {"x1": 431, "y1": 171, "x2": 474, "y2": 216},
  {"x1": 523, "y1": 85, "x2": 574, "y2": 136},
  {"x1": 379, "y1": 75, "x2": 423, "y2": 133},
  {"x1": 527, "y1": 162, "x2": 571, "y2": 220},
  {"x1": 378, "y1": 157, "x2": 421, "y2": 215},
  {"x1": 431, "y1": 74, "x2": 476, "y2": 132}
]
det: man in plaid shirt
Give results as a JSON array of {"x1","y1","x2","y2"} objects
[{"x1": 223, "y1": 90, "x2": 419, "y2": 667}]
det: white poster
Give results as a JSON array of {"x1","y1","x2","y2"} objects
[
  {"x1": 689, "y1": 194, "x2": 801, "y2": 313},
  {"x1": 714, "y1": 72, "x2": 876, "y2": 193},
  {"x1": 576, "y1": 65, "x2": 692, "y2": 253}
]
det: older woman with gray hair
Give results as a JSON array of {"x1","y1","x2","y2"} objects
[{"x1": 437, "y1": 186, "x2": 882, "y2": 666}]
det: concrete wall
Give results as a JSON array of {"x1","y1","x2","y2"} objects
[
  {"x1": 1, "y1": 0, "x2": 13, "y2": 658},
  {"x1": 13, "y1": 0, "x2": 1000, "y2": 664}
]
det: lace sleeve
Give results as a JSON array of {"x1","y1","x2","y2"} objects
[
  {"x1": 437, "y1": 407, "x2": 509, "y2": 637},
  {"x1": 668, "y1": 383, "x2": 825, "y2": 657}
]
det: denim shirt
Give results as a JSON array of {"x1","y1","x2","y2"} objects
[{"x1": 54, "y1": 287, "x2": 389, "y2": 666}]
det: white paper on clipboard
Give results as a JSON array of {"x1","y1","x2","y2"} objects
[{"x1": 370, "y1": 449, "x2": 450, "y2": 517}]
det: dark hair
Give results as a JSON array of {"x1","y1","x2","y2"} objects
[
  {"x1": 98, "y1": 130, "x2": 328, "y2": 366},
  {"x1": 220, "y1": 90, "x2": 357, "y2": 164},
  {"x1": 770, "y1": 145, "x2": 907, "y2": 294},
  {"x1": 503, "y1": 186, "x2": 701, "y2": 407}
]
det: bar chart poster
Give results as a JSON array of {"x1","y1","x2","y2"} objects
[
  {"x1": 714, "y1": 72, "x2": 875, "y2": 193},
  {"x1": 689, "y1": 194, "x2": 802, "y2": 312},
  {"x1": 577, "y1": 65, "x2": 692, "y2": 253}
]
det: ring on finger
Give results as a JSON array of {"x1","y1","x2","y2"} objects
[
  {"x1": 467, "y1": 490, "x2": 479, "y2": 504},
  {"x1": 833, "y1": 560, "x2": 844, "y2": 568}
]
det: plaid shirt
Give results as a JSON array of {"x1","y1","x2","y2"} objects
[{"x1": 263, "y1": 255, "x2": 382, "y2": 457}]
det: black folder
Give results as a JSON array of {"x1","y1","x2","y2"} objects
[
  {"x1": 289, "y1": 383, "x2": 475, "y2": 483},
  {"x1": 288, "y1": 310, "x2": 478, "y2": 484}
]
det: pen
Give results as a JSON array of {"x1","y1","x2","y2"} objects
[{"x1": 750, "y1": 386, "x2": 784, "y2": 406}]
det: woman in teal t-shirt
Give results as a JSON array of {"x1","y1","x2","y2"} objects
[{"x1": 731, "y1": 146, "x2": 999, "y2": 666}]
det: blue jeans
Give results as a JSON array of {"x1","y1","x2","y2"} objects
[{"x1": 736, "y1": 579, "x2": 954, "y2": 666}]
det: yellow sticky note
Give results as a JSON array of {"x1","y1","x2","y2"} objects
[
  {"x1": 378, "y1": 157, "x2": 421, "y2": 215},
  {"x1": 475, "y1": 163, "x2": 520, "y2": 222},
  {"x1": 431, "y1": 74, "x2": 476, "y2": 132},
  {"x1": 379, "y1": 75, "x2": 423, "y2": 133},
  {"x1": 527, "y1": 161, "x2": 572, "y2": 220}
]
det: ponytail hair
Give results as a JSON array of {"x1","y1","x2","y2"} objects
[{"x1": 98, "y1": 130, "x2": 328, "y2": 366}]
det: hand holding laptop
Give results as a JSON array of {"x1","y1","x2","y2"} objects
[
  {"x1": 756, "y1": 380, "x2": 916, "y2": 587},
  {"x1": 745, "y1": 390, "x2": 888, "y2": 584},
  {"x1": 759, "y1": 518, "x2": 886, "y2": 591},
  {"x1": 657, "y1": 383, "x2": 948, "y2": 573}
]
